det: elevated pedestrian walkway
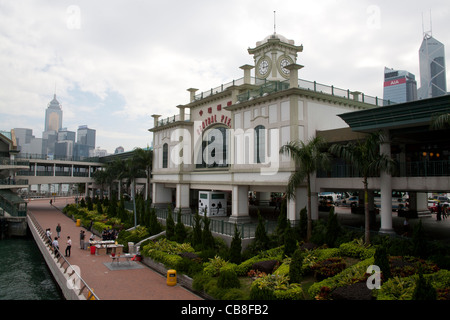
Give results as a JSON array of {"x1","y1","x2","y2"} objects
[{"x1": 27, "y1": 198, "x2": 202, "y2": 300}]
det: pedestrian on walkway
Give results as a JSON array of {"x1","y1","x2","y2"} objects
[
  {"x1": 80, "y1": 230, "x2": 85, "y2": 249},
  {"x1": 52, "y1": 237, "x2": 59, "y2": 257},
  {"x1": 437, "y1": 202, "x2": 442, "y2": 221},
  {"x1": 65, "y1": 236, "x2": 72, "y2": 257},
  {"x1": 46, "y1": 228, "x2": 52, "y2": 244},
  {"x1": 56, "y1": 223, "x2": 61, "y2": 238}
]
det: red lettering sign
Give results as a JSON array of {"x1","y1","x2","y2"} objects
[
  {"x1": 384, "y1": 77, "x2": 406, "y2": 87},
  {"x1": 196, "y1": 112, "x2": 232, "y2": 135}
]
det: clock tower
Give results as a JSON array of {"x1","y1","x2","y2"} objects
[{"x1": 248, "y1": 33, "x2": 303, "y2": 81}]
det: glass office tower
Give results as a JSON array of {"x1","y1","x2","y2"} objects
[
  {"x1": 418, "y1": 35, "x2": 447, "y2": 99},
  {"x1": 383, "y1": 67, "x2": 418, "y2": 103}
]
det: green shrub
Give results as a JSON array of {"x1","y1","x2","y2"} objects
[
  {"x1": 203, "y1": 256, "x2": 229, "y2": 277},
  {"x1": 221, "y1": 288, "x2": 246, "y2": 300},
  {"x1": 339, "y1": 239, "x2": 374, "y2": 259},
  {"x1": 250, "y1": 274, "x2": 297, "y2": 300},
  {"x1": 413, "y1": 271, "x2": 437, "y2": 300},
  {"x1": 165, "y1": 207, "x2": 175, "y2": 241},
  {"x1": 217, "y1": 269, "x2": 241, "y2": 289},
  {"x1": 308, "y1": 257, "x2": 374, "y2": 299},
  {"x1": 289, "y1": 249, "x2": 304, "y2": 283},
  {"x1": 176, "y1": 257, "x2": 203, "y2": 276},
  {"x1": 374, "y1": 245, "x2": 391, "y2": 280},
  {"x1": 274, "y1": 285, "x2": 304, "y2": 300},
  {"x1": 192, "y1": 273, "x2": 214, "y2": 292},
  {"x1": 376, "y1": 269, "x2": 450, "y2": 300},
  {"x1": 236, "y1": 246, "x2": 284, "y2": 276},
  {"x1": 274, "y1": 260, "x2": 290, "y2": 277},
  {"x1": 310, "y1": 257, "x2": 346, "y2": 280},
  {"x1": 229, "y1": 224, "x2": 242, "y2": 264}
]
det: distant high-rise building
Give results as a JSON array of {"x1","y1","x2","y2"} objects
[
  {"x1": 77, "y1": 125, "x2": 96, "y2": 149},
  {"x1": 418, "y1": 34, "x2": 447, "y2": 99},
  {"x1": 383, "y1": 67, "x2": 418, "y2": 103},
  {"x1": 44, "y1": 94, "x2": 63, "y2": 132},
  {"x1": 57, "y1": 128, "x2": 76, "y2": 143},
  {"x1": 114, "y1": 146, "x2": 125, "y2": 154}
]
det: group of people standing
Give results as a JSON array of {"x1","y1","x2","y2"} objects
[
  {"x1": 45, "y1": 222, "x2": 95, "y2": 258},
  {"x1": 45, "y1": 224, "x2": 70, "y2": 257},
  {"x1": 436, "y1": 202, "x2": 449, "y2": 221}
]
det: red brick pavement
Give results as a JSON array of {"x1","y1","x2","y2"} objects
[{"x1": 28, "y1": 198, "x2": 202, "y2": 300}]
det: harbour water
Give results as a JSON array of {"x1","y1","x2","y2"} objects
[{"x1": 0, "y1": 235, "x2": 63, "y2": 300}]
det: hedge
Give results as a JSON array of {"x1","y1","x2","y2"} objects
[
  {"x1": 376, "y1": 269, "x2": 450, "y2": 300},
  {"x1": 308, "y1": 257, "x2": 375, "y2": 298}
]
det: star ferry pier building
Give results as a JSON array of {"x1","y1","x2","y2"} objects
[{"x1": 149, "y1": 34, "x2": 393, "y2": 229}]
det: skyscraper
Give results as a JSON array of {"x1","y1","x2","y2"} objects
[
  {"x1": 383, "y1": 67, "x2": 417, "y2": 103},
  {"x1": 418, "y1": 34, "x2": 447, "y2": 99},
  {"x1": 77, "y1": 125, "x2": 96, "y2": 149},
  {"x1": 44, "y1": 94, "x2": 63, "y2": 132}
]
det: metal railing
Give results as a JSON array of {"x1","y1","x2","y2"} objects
[
  {"x1": 157, "y1": 113, "x2": 191, "y2": 127},
  {"x1": 155, "y1": 75, "x2": 392, "y2": 129},
  {"x1": 0, "y1": 178, "x2": 28, "y2": 186},
  {"x1": 318, "y1": 160, "x2": 450, "y2": 178},
  {"x1": 152, "y1": 207, "x2": 281, "y2": 239},
  {"x1": 27, "y1": 212, "x2": 99, "y2": 300},
  {"x1": 0, "y1": 157, "x2": 30, "y2": 166}
]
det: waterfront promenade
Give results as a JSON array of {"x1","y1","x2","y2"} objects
[{"x1": 27, "y1": 198, "x2": 202, "y2": 300}]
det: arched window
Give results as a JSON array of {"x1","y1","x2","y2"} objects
[
  {"x1": 254, "y1": 125, "x2": 265, "y2": 164},
  {"x1": 162, "y1": 143, "x2": 168, "y2": 168},
  {"x1": 196, "y1": 126, "x2": 229, "y2": 168}
]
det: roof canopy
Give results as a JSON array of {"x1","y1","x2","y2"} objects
[{"x1": 338, "y1": 95, "x2": 450, "y2": 132}]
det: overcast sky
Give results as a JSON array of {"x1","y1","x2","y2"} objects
[{"x1": 1, "y1": 0, "x2": 449, "y2": 154}]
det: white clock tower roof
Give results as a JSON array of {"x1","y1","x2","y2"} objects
[{"x1": 256, "y1": 33, "x2": 295, "y2": 46}]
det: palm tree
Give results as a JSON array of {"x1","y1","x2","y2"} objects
[
  {"x1": 92, "y1": 168, "x2": 108, "y2": 199},
  {"x1": 430, "y1": 112, "x2": 450, "y2": 130},
  {"x1": 279, "y1": 136, "x2": 330, "y2": 241},
  {"x1": 111, "y1": 159, "x2": 127, "y2": 199},
  {"x1": 329, "y1": 131, "x2": 396, "y2": 244},
  {"x1": 125, "y1": 157, "x2": 146, "y2": 228},
  {"x1": 132, "y1": 147, "x2": 153, "y2": 201}
]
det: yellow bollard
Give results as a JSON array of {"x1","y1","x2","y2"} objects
[
  {"x1": 167, "y1": 269, "x2": 177, "y2": 286},
  {"x1": 87, "y1": 289, "x2": 96, "y2": 300},
  {"x1": 76, "y1": 219, "x2": 81, "y2": 227}
]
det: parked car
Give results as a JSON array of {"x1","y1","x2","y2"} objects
[
  {"x1": 429, "y1": 200, "x2": 450, "y2": 213},
  {"x1": 335, "y1": 196, "x2": 359, "y2": 207}
]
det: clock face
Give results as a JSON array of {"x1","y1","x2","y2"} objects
[
  {"x1": 257, "y1": 57, "x2": 270, "y2": 77},
  {"x1": 280, "y1": 58, "x2": 291, "y2": 74},
  {"x1": 277, "y1": 55, "x2": 294, "y2": 79}
]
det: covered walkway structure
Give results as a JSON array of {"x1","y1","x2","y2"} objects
[{"x1": 317, "y1": 94, "x2": 450, "y2": 235}]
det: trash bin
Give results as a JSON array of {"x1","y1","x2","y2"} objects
[
  {"x1": 90, "y1": 245, "x2": 96, "y2": 255},
  {"x1": 128, "y1": 242, "x2": 135, "y2": 254},
  {"x1": 76, "y1": 219, "x2": 81, "y2": 227},
  {"x1": 167, "y1": 269, "x2": 177, "y2": 286}
]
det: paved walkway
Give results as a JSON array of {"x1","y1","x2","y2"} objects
[{"x1": 27, "y1": 198, "x2": 202, "y2": 300}]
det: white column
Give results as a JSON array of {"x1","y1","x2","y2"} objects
[
  {"x1": 287, "y1": 187, "x2": 307, "y2": 221},
  {"x1": 379, "y1": 133, "x2": 395, "y2": 234},
  {"x1": 229, "y1": 185, "x2": 250, "y2": 223},
  {"x1": 152, "y1": 182, "x2": 172, "y2": 209},
  {"x1": 175, "y1": 184, "x2": 191, "y2": 214}
]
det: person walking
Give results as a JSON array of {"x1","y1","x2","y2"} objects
[
  {"x1": 52, "y1": 237, "x2": 59, "y2": 257},
  {"x1": 65, "y1": 236, "x2": 72, "y2": 257},
  {"x1": 80, "y1": 230, "x2": 85, "y2": 249},
  {"x1": 56, "y1": 223, "x2": 61, "y2": 238},
  {"x1": 437, "y1": 202, "x2": 442, "y2": 221}
]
